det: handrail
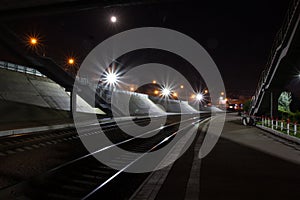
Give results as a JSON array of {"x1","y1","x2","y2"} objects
[{"x1": 0, "y1": 60, "x2": 45, "y2": 77}]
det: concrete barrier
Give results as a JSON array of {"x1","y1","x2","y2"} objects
[
  {"x1": 149, "y1": 96, "x2": 198, "y2": 113},
  {"x1": 0, "y1": 68, "x2": 104, "y2": 114},
  {"x1": 112, "y1": 91, "x2": 166, "y2": 116}
]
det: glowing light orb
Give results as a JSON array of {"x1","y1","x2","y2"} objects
[
  {"x1": 161, "y1": 88, "x2": 171, "y2": 97},
  {"x1": 106, "y1": 72, "x2": 118, "y2": 84},
  {"x1": 68, "y1": 58, "x2": 75, "y2": 65},
  {"x1": 196, "y1": 93, "x2": 204, "y2": 101},
  {"x1": 30, "y1": 38, "x2": 37, "y2": 45},
  {"x1": 111, "y1": 16, "x2": 117, "y2": 23}
]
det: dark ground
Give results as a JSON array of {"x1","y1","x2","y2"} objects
[{"x1": 155, "y1": 115, "x2": 300, "y2": 200}]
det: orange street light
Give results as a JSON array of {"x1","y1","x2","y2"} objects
[
  {"x1": 152, "y1": 80, "x2": 157, "y2": 84},
  {"x1": 154, "y1": 90, "x2": 159, "y2": 95},
  {"x1": 204, "y1": 89, "x2": 208, "y2": 94},
  {"x1": 130, "y1": 87, "x2": 134, "y2": 91},
  {"x1": 221, "y1": 92, "x2": 225, "y2": 96},
  {"x1": 173, "y1": 92, "x2": 178, "y2": 97},
  {"x1": 30, "y1": 37, "x2": 38, "y2": 45},
  {"x1": 68, "y1": 58, "x2": 75, "y2": 65},
  {"x1": 180, "y1": 85, "x2": 184, "y2": 89},
  {"x1": 191, "y1": 94, "x2": 196, "y2": 99}
]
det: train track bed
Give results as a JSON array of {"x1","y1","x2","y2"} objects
[
  {"x1": 0, "y1": 114, "x2": 207, "y2": 199},
  {"x1": 0, "y1": 117, "x2": 153, "y2": 189}
]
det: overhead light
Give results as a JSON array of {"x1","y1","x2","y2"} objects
[
  {"x1": 110, "y1": 16, "x2": 117, "y2": 23},
  {"x1": 161, "y1": 87, "x2": 171, "y2": 97},
  {"x1": 103, "y1": 71, "x2": 119, "y2": 86},
  {"x1": 196, "y1": 93, "x2": 203, "y2": 101}
]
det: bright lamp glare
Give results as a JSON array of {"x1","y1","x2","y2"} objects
[
  {"x1": 68, "y1": 58, "x2": 75, "y2": 65},
  {"x1": 106, "y1": 73, "x2": 117, "y2": 84},
  {"x1": 196, "y1": 93, "x2": 204, "y2": 101},
  {"x1": 111, "y1": 16, "x2": 117, "y2": 23},
  {"x1": 30, "y1": 38, "x2": 37, "y2": 45},
  {"x1": 161, "y1": 88, "x2": 171, "y2": 97},
  {"x1": 103, "y1": 70, "x2": 120, "y2": 87}
]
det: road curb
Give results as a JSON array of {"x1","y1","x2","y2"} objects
[{"x1": 257, "y1": 125, "x2": 300, "y2": 145}]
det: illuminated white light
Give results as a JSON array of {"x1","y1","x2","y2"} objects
[
  {"x1": 111, "y1": 16, "x2": 117, "y2": 23},
  {"x1": 196, "y1": 93, "x2": 203, "y2": 101},
  {"x1": 161, "y1": 88, "x2": 171, "y2": 97},
  {"x1": 103, "y1": 71, "x2": 119, "y2": 86},
  {"x1": 106, "y1": 73, "x2": 117, "y2": 84}
]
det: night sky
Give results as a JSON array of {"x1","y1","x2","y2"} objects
[{"x1": 1, "y1": 0, "x2": 291, "y2": 97}]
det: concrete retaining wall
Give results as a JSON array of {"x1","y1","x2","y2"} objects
[
  {"x1": 0, "y1": 69, "x2": 104, "y2": 115},
  {"x1": 112, "y1": 91, "x2": 166, "y2": 116},
  {"x1": 149, "y1": 96, "x2": 199, "y2": 113}
]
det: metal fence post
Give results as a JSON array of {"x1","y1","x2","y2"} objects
[
  {"x1": 287, "y1": 119, "x2": 290, "y2": 135},
  {"x1": 265, "y1": 117, "x2": 268, "y2": 126},
  {"x1": 271, "y1": 117, "x2": 274, "y2": 129}
]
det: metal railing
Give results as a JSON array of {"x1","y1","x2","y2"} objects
[
  {"x1": 259, "y1": 116, "x2": 300, "y2": 138},
  {"x1": 250, "y1": 0, "x2": 300, "y2": 115},
  {"x1": 0, "y1": 61, "x2": 46, "y2": 77}
]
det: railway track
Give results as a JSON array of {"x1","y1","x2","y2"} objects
[
  {"x1": 0, "y1": 114, "x2": 209, "y2": 199},
  {"x1": 0, "y1": 117, "x2": 152, "y2": 157}
]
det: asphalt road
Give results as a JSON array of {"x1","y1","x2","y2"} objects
[{"x1": 154, "y1": 114, "x2": 300, "y2": 200}]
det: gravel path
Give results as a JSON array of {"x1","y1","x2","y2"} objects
[{"x1": 0, "y1": 139, "x2": 87, "y2": 188}]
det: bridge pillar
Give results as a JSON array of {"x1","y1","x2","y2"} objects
[{"x1": 70, "y1": 90, "x2": 77, "y2": 118}]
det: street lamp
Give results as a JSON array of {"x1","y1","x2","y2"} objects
[
  {"x1": 152, "y1": 80, "x2": 157, "y2": 84},
  {"x1": 110, "y1": 16, "x2": 117, "y2": 23},
  {"x1": 68, "y1": 58, "x2": 75, "y2": 65},
  {"x1": 106, "y1": 73, "x2": 118, "y2": 84},
  {"x1": 65, "y1": 57, "x2": 77, "y2": 76},
  {"x1": 30, "y1": 37, "x2": 38, "y2": 45},
  {"x1": 27, "y1": 35, "x2": 40, "y2": 50},
  {"x1": 161, "y1": 87, "x2": 171, "y2": 97},
  {"x1": 103, "y1": 71, "x2": 119, "y2": 87},
  {"x1": 196, "y1": 93, "x2": 204, "y2": 101}
]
